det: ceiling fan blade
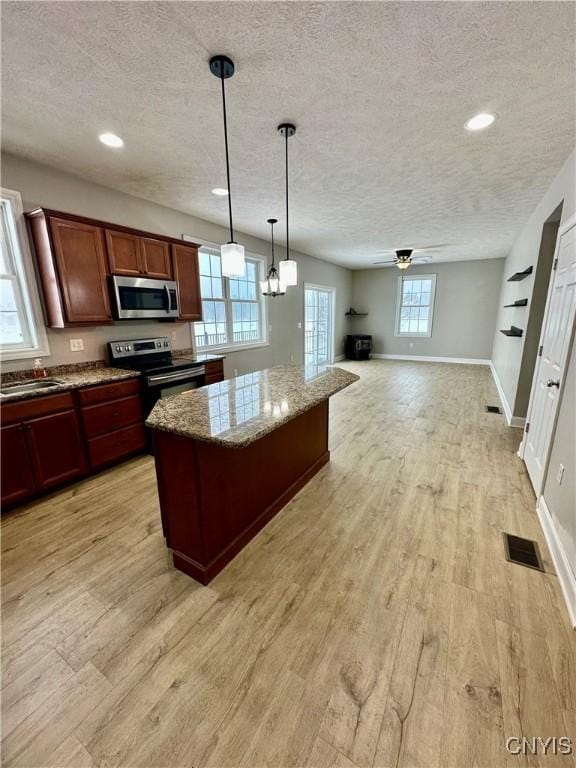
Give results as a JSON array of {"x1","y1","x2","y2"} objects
[{"x1": 373, "y1": 260, "x2": 398, "y2": 265}]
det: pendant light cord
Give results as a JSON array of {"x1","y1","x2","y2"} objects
[
  {"x1": 284, "y1": 130, "x2": 289, "y2": 262},
  {"x1": 271, "y1": 220, "x2": 276, "y2": 267},
  {"x1": 220, "y1": 72, "x2": 234, "y2": 243}
]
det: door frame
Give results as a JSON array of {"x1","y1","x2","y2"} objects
[
  {"x1": 519, "y1": 212, "x2": 576, "y2": 496},
  {"x1": 303, "y1": 283, "x2": 336, "y2": 364}
]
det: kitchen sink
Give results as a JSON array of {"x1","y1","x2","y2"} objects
[{"x1": 0, "y1": 379, "x2": 63, "y2": 395}]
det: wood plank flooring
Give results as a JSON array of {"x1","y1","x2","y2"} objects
[{"x1": 2, "y1": 360, "x2": 574, "y2": 768}]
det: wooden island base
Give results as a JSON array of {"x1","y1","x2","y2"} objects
[{"x1": 152, "y1": 401, "x2": 329, "y2": 584}]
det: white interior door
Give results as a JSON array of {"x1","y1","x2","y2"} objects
[
  {"x1": 305, "y1": 285, "x2": 334, "y2": 365},
  {"x1": 524, "y1": 215, "x2": 576, "y2": 493}
]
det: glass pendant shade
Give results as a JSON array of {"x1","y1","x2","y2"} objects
[
  {"x1": 279, "y1": 258, "x2": 297, "y2": 287},
  {"x1": 397, "y1": 261, "x2": 410, "y2": 270},
  {"x1": 221, "y1": 241, "x2": 245, "y2": 277}
]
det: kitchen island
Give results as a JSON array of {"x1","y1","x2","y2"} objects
[{"x1": 146, "y1": 363, "x2": 359, "y2": 583}]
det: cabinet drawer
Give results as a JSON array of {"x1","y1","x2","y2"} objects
[
  {"x1": 82, "y1": 395, "x2": 143, "y2": 438},
  {"x1": 204, "y1": 360, "x2": 224, "y2": 381},
  {"x1": 1, "y1": 392, "x2": 75, "y2": 425},
  {"x1": 88, "y1": 423, "x2": 146, "y2": 469},
  {"x1": 79, "y1": 378, "x2": 140, "y2": 406}
]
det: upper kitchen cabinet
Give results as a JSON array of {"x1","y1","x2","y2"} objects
[
  {"x1": 140, "y1": 237, "x2": 172, "y2": 279},
  {"x1": 172, "y1": 243, "x2": 202, "y2": 320},
  {"x1": 26, "y1": 210, "x2": 112, "y2": 327},
  {"x1": 26, "y1": 208, "x2": 200, "y2": 328},
  {"x1": 105, "y1": 229, "x2": 142, "y2": 276},
  {"x1": 107, "y1": 230, "x2": 172, "y2": 279}
]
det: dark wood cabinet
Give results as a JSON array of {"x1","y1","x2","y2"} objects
[
  {"x1": 1, "y1": 424, "x2": 36, "y2": 506},
  {"x1": 105, "y1": 230, "x2": 142, "y2": 276},
  {"x1": 26, "y1": 208, "x2": 199, "y2": 328},
  {"x1": 49, "y1": 218, "x2": 112, "y2": 324},
  {"x1": 172, "y1": 243, "x2": 202, "y2": 320},
  {"x1": 1, "y1": 393, "x2": 85, "y2": 506},
  {"x1": 141, "y1": 237, "x2": 172, "y2": 279},
  {"x1": 26, "y1": 410, "x2": 86, "y2": 490},
  {"x1": 204, "y1": 359, "x2": 224, "y2": 384}
]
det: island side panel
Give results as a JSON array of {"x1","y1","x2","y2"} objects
[{"x1": 154, "y1": 400, "x2": 329, "y2": 584}]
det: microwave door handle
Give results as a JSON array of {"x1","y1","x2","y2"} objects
[{"x1": 163, "y1": 285, "x2": 170, "y2": 313}]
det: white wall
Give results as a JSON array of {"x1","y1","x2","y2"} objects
[
  {"x1": 1, "y1": 153, "x2": 352, "y2": 376},
  {"x1": 491, "y1": 151, "x2": 575, "y2": 418},
  {"x1": 350, "y1": 259, "x2": 504, "y2": 360}
]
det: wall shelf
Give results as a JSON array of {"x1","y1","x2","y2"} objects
[
  {"x1": 500, "y1": 326, "x2": 523, "y2": 337},
  {"x1": 504, "y1": 299, "x2": 529, "y2": 307},
  {"x1": 345, "y1": 309, "x2": 368, "y2": 317},
  {"x1": 507, "y1": 266, "x2": 533, "y2": 282}
]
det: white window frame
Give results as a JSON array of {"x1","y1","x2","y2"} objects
[
  {"x1": 394, "y1": 273, "x2": 437, "y2": 338},
  {"x1": 304, "y1": 283, "x2": 336, "y2": 364},
  {"x1": 187, "y1": 238, "x2": 269, "y2": 353},
  {"x1": 0, "y1": 188, "x2": 50, "y2": 360}
]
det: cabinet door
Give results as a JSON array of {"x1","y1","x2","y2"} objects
[
  {"x1": 49, "y1": 218, "x2": 112, "y2": 323},
  {"x1": 172, "y1": 244, "x2": 202, "y2": 320},
  {"x1": 141, "y1": 237, "x2": 172, "y2": 279},
  {"x1": 25, "y1": 410, "x2": 86, "y2": 490},
  {"x1": 1, "y1": 424, "x2": 36, "y2": 506},
  {"x1": 105, "y1": 229, "x2": 142, "y2": 276}
]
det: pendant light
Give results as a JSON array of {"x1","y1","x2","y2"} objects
[
  {"x1": 277, "y1": 123, "x2": 298, "y2": 287},
  {"x1": 210, "y1": 55, "x2": 245, "y2": 277},
  {"x1": 261, "y1": 218, "x2": 285, "y2": 297}
]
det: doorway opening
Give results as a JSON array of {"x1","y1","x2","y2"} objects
[
  {"x1": 304, "y1": 284, "x2": 335, "y2": 365},
  {"x1": 514, "y1": 202, "x2": 563, "y2": 416}
]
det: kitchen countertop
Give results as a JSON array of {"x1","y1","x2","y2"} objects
[
  {"x1": 0, "y1": 366, "x2": 141, "y2": 403},
  {"x1": 146, "y1": 363, "x2": 359, "y2": 448}
]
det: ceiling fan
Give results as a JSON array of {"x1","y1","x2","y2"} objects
[{"x1": 373, "y1": 244, "x2": 451, "y2": 270}]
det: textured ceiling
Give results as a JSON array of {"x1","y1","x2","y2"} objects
[{"x1": 2, "y1": 1, "x2": 575, "y2": 268}]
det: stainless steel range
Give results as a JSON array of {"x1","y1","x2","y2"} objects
[{"x1": 108, "y1": 336, "x2": 205, "y2": 417}]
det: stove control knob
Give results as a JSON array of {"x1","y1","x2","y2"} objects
[
  {"x1": 115, "y1": 345, "x2": 121, "y2": 352},
  {"x1": 124, "y1": 345, "x2": 131, "y2": 351},
  {"x1": 156, "y1": 341, "x2": 161, "y2": 348},
  {"x1": 164, "y1": 341, "x2": 169, "y2": 347}
]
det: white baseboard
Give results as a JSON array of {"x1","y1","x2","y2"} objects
[
  {"x1": 372, "y1": 354, "x2": 491, "y2": 365},
  {"x1": 536, "y1": 495, "x2": 576, "y2": 628},
  {"x1": 334, "y1": 354, "x2": 345, "y2": 362},
  {"x1": 489, "y1": 362, "x2": 525, "y2": 429}
]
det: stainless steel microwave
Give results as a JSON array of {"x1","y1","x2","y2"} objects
[{"x1": 111, "y1": 276, "x2": 179, "y2": 320}]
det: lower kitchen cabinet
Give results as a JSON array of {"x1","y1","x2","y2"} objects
[
  {"x1": 1, "y1": 378, "x2": 146, "y2": 509},
  {"x1": 1, "y1": 423, "x2": 36, "y2": 506},
  {"x1": 26, "y1": 409, "x2": 86, "y2": 490}
]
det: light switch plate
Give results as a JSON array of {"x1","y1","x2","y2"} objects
[
  {"x1": 69, "y1": 338, "x2": 84, "y2": 352},
  {"x1": 297, "y1": 322, "x2": 302, "y2": 329}
]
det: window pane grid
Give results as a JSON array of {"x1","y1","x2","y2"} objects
[
  {"x1": 397, "y1": 276, "x2": 435, "y2": 335},
  {"x1": 194, "y1": 250, "x2": 264, "y2": 350}
]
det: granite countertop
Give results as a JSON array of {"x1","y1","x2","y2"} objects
[
  {"x1": 146, "y1": 363, "x2": 359, "y2": 448},
  {"x1": 173, "y1": 350, "x2": 225, "y2": 363},
  {"x1": 0, "y1": 366, "x2": 140, "y2": 403}
]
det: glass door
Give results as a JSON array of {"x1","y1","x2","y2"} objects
[{"x1": 304, "y1": 285, "x2": 335, "y2": 365}]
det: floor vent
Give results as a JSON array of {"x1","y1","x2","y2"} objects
[
  {"x1": 485, "y1": 405, "x2": 502, "y2": 414},
  {"x1": 503, "y1": 533, "x2": 544, "y2": 572}
]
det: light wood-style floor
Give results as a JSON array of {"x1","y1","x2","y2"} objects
[{"x1": 2, "y1": 361, "x2": 575, "y2": 768}]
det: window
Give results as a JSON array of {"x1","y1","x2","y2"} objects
[
  {"x1": 395, "y1": 274, "x2": 436, "y2": 337},
  {"x1": 0, "y1": 189, "x2": 49, "y2": 359},
  {"x1": 194, "y1": 248, "x2": 267, "y2": 350}
]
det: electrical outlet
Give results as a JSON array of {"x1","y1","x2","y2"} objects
[
  {"x1": 556, "y1": 464, "x2": 565, "y2": 485},
  {"x1": 69, "y1": 338, "x2": 84, "y2": 352},
  {"x1": 233, "y1": 368, "x2": 238, "y2": 377},
  {"x1": 290, "y1": 355, "x2": 294, "y2": 362},
  {"x1": 297, "y1": 322, "x2": 302, "y2": 329},
  {"x1": 409, "y1": 342, "x2": 414, "y2": 349}
]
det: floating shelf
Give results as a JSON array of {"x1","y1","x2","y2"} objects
[
  {"x1": 504, "y1": 299, "x2": 529, "y2": 308},
  {"x1": 345, "y1": 312, "x2": 368, "y2": 317},
  {"x1": 507, "y1": 266, "x2": 533, "y2": 282},
  {"x1": 500, "y1": 326, "x2": 523, "y2": 337}
]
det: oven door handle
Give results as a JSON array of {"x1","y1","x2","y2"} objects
[{"x1": 147, "y1": 366, "x2": 205, "y2": 386}]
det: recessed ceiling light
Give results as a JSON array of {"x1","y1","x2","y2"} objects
[
  {"x1": 465, "y1": 113, "x2": 497, "y2": 132},
  {"x1": 211, "y1": 187, "x2": 229, "y2": 196},
  {"x1": 99, "y1": 132, "x2": 124, "y2": 148}
]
